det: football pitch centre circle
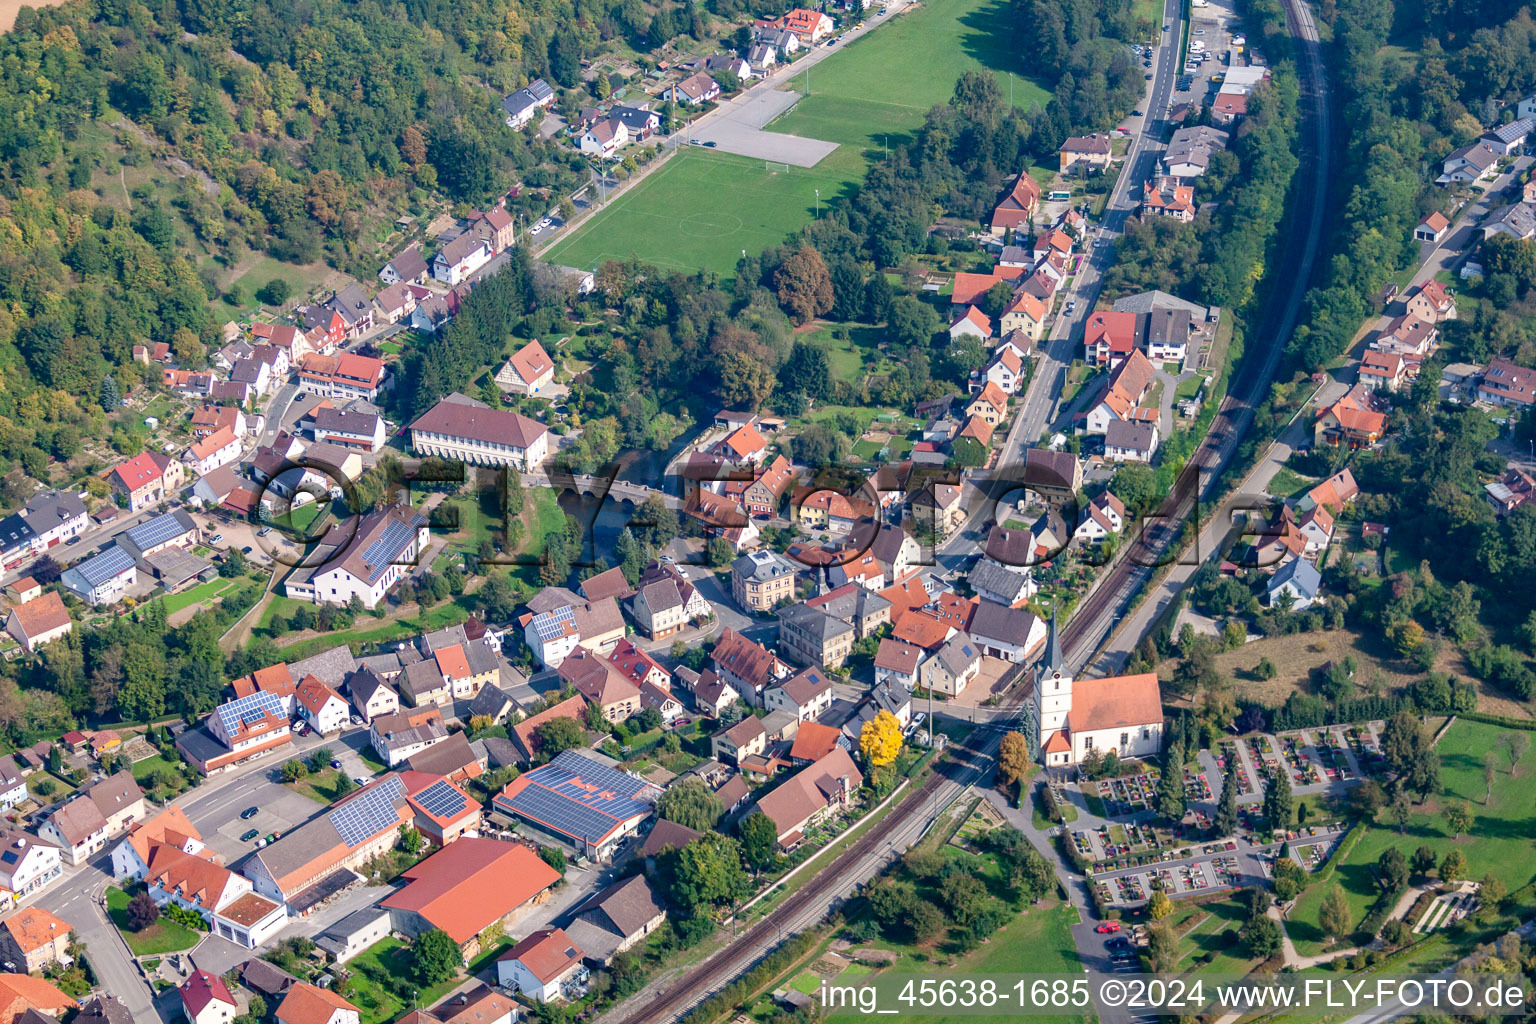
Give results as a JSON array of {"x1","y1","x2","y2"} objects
[{"x1": 678, "y1": 210, "x2": 745, "y2": 237}]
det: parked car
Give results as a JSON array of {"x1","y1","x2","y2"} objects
[
  {"x1": 263, "y1": 833, "x2": 279, "y2": 844},
  {"x1": 330, "y1": 759, "x2": 342, "y2": 770},
  {"x1": 241, "y1": 829, "x2": 260, "y2": 842},
  {"x1": 240, "y1": 806, "x2": 259, "y2": 819},
  {"x1": 210, "y1": 533, "x2": 224, "y2": 545},
  {"x1": 66, "y1": 536, "x2": 81, "y2": 545},
  {"x1": 353, "y1": 776, "x2": 370, "y2": 787},
  {"x1": 1096, "y1": 922, "x2": 1122, "y2": 934}
]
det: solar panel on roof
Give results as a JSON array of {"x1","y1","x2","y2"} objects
[
  {"x1": 501, "y1": 752, "x2": 653, "y2": 843},
  {"x1": 414, "y1": 779, "x2": 468, "y2": 819},
  {"x1": 534, "y1": 606, "x2": 575, "y2": 642},
  {"x1": 214, "y1": 691, "x2": 285, "y2": 736},
  {"x1": 360, "y1": 519, "x2": 416, "y2": 583},
  {"x1": 329, "y1": 775, "x2": 405, "y2": 846},
  {"x1": 128, "y1": 512, "x2": 191, "y2": 550},
  {"x1": 76, "y1": 547, "x2": 135, "y2": 587}
]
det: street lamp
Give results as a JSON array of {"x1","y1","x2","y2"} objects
[{"x1": 814, "y1": 188, "x2": 820, "y2": 218}]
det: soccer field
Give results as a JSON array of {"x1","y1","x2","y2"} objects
[{"x1": 543, "y1": 149, "x2": 851, "y2": 276}]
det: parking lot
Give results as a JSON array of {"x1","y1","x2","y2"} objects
[{"x1": 1174, "y1": 0, "x2": 1248, "y2": 109}]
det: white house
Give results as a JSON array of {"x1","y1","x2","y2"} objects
[
  {"x1": 1072, "y1": 491, "x2": 1126, "y2": 545},
  {"x1": 1268, "y1": 558, "x2": 1321, "y2": 609},
  {"x1": 433, "y1": 233, "x2": 492, "y2": 286},
  {"x1": 579, "y1": 118, "x2": 628, "y2": 158},
  {"x1": 283, "y1": 506, "x2": 430, "y2": 610},
  {"x1": 183, "y1": 426, "x2": 243, "y2": 477},
  {"x1": 1104, "y1": 421, "x2": 1159, "y2": 463},
  {"x1": 502, "y1": 79, "x2": 556, "y2": 129},
  {"x1": 498, "y1": 928, "x2": 587, "y2": 1002},
  {"x1": 0, "y1": 826, "x2": 63, "y2": 903},
  {"x1": 949, "y1": 306, "x2": 992, "y2": 342},
  {"x1": 296, "y1": 676, "x2": 351, "y2": 736},
  {"x1": 60, "y1": 546, "x2": 137, "y2": 607}
]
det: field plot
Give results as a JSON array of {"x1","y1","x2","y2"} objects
[
  {"x1": 549, "y1": 0, "x2": 1051, "y2": 276},
  {"x1": 544, "y1": 149, "x2": 849, "y2": 275}
]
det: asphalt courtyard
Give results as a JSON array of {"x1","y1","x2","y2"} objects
[{"x1": 689, "y1": 88, "x2": 840, "y2": 167}]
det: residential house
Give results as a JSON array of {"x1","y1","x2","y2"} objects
[
  {"x1": 763, "y1": 667, "x2": 834, "y2": 722},
  {"x1": 0, "y1": 827, "x2": 63, "y2": 906},
  {"x1": 1297, "y1": 505, "x2": 1334, "y2": 555},
  {"x1": 730, "y1": 550, "x2": 797, "y2": 611},
  {"x1": 60, "y1": 547, "x2": 137, "y2": 607},
  {"x1": 579, "y1": 117, "x2": 627, "y2": 158},
  {"x1": 557, "y1": 648, "x2": 641, "y2": 723},
  {"x1": 1161, "y1": 125, "x2": 1229, "y2": 177},
  {"x1": 949, "y1": 306, "x2": 992, "y2": 342},
  {"x1": 190, "y1": 403, "x2": 249, "y2": 440},
  {"x1": 433, "y1": 233, "x2": 492, "y2": 285},
  {"x1": 965, "y1": 382, "x2": 1009, "y2": 426},
  {"x1": 38, "y1": 775, "x2": 146, "y2": 866},
  {"x1": 498, "y1": 928, "x2": 586, "y2": 1003},
  {"x1": 671, "y1": 71, "x2": 721, "y2": 105},
  {"x1": 1359, "y1": 350, "x2": 1408, "y2": 392},
  {"x1": 1084, "y1": 311, "x2": 1139, "y2": 368},
  {"x1": 1073, "y1": 490, "x2": 1127, "y2": 545},
  {"x1": 723, "y1": 453, "x2": 794, "y2": 517},
  {"x1": 107, "y1": 452, "x2": 185, "y2": 510},
  {"x1": 316, "y1": 908, "x2": 392, "y2": 964},
  {"x1": 874, "y1": 638, "x2": 924, "y2": 690},
  {"x1": 1268, "y1": 557, "x2": 1322, "y2": 609},
  {"x1": 1439, "y1": 141, "x2": 1500, "y2": 185},
  {"x1": 275, "y1": 985, "x2": 361, "y2": 1024},
  {"x1": 469, "y1": 207, "x2": 516, "y2": 254},
  {"x1": 1084, "y1": 349, "x2": 1156, "y2": 435},
  {"x1": 296, "y1": 352, "x2": 387, "y2": 403},
  {"x1": 990, "y1": 172, "x2": 1041, "y2": 234},
  {"x1": 1373, "y1": 313, "x2": 1438, "y2": 357},
  {"x1": 711, "y1": 716, "x2": 767, "y2": 766},
  {"x1": 0, "y1": 974, "x2": 76, "y2": 1022},
  {"x1": 379, "y1": 245, "x2": 430, "y2": 285},
  {"x1": 295, "y1": 677, "x2": 350, "y2": 736},
  {"x1": 999, "y1": 291, "x2": 1047, "y2": 341},
  {"x1": 5, "y1": 591, "x2": 72, "y2": 653},
  {"x1": 777, "y1": 603, "x2": 855, "y2": 670},
  {"x1": 494, "y1": 340, "x2": 556, "y2": 395},
  {"x1": 977, "y1": 347, "x2": 1025, "y2": 394},
  {"x1": 1486, "y1": 467, "x2": 1536, "y2": 515},
  {"x1": 0, "y1": 908, "x2": 71, "y2": 973},
  {"x1": 1145, "y1": 307, "x2": 1192, "y2": 363},
  {"x1": 375, "y1": 282, "x2": 419, "y2": 324},
  {"x1": 503, "y1": 79, "x2": 556, "y2": 128},
  {"x1": 1477, "y1": 357, "x2": 1536, "y2": 409},
  {"x1": 1314, "y1": 384, "x2": 1388, "y2": 447},
  {"x1": 410, "y1": 392, "x2": 550, "y2": 471},
  {"x1": 752, "y1": 747, "x2": 862, "y2": 848},
  {"x1": 183, "y1": 426, "x2": 243, "y2": 478},
  {"x1": 411, "y1": 293, "x2": 455, "y2": 334},
  {"x1": 1059, "y1": 134, "x2": 1113, "y2": 174},
  {"x1": 368, "y1": 709, "x2": 449, "y2": 767},
  {"x1": 710, "y1": 422, "x2": 769, "y2": 465},
  {"x1": 807, "y1": 583, "x2": 891, "y2": 639},
  {"x1": 1104, "y1": 420, "x2": 1160, "y2": 463},
  {"x1": 179, "y1": 970, "x2": 238, "y2": 1024},
  {"x1": 772, "y1": 7, "x2": 834, "y2": 43},
  {"x1": 918, "y1": 633, "x2": 982, "y2": 697},
  {"x1": 1405, "y1": 281, "x2": 1457, "y2": 322},
  {"x1": 868, "y1": 524, "x2": 920, "y2": 581},
  {"x1": 711, "y1": 628, "x2": 791, "y2": 705},
  {"x1": 281, "y1": 505, "x2": 430, "y2": 610},
  {"x1": 1023, "y1": 447, "x2": 1083, "y2": 506},
  {"x1": 1298, "y1": 468, "x2": 1358, "y2": 516},
  {"x1": 1482, "y1": 118, "x2": 1533, "y2": 156},
  {"x1": 909, "y1": 482, "x2": 964, "y2": 539}
]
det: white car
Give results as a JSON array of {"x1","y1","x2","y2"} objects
[{"x1": 353, "y1": 776, "x2": 370, "y2": 787}]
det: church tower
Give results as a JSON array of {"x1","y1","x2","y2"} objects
[{"x1": 1033, "y1": 606, "x2": 1074, "y2": 764}]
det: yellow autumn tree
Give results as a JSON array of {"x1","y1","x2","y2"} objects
[{"x1": 859, "y1": 709, "x2": 904, "y2": 767}]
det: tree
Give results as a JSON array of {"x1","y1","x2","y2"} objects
[
  {"x1": 1148, "y1": 889, "x2": 1174, "y2": 920},
  {"x1": 1156, "y1": 742, "x2": 1186, "y2": 823},
  {"x1": 281, "y1": 759, "x2": 309, "y2": 782},
  {"x1": 1506, "y1": 732, "x2": 1531, "y2": 776},
  {"x1": 906, "y1": 901, "x2": 945, "y2": 942},
  {"x1": 1381, "y1": 711, "x2": 1441, "y2": 802},
  {"x1": 939, "y1": 872, "x2": 988, "y2": 926},
  {"x1": 99, "y1": 374, "x2": 121, "y2": 412},
  {"x1": 257, "y1": 278, "x2": 291, "y2": 305},
  {"x1": 660, "y1": 832, "x2": 749, "y2": 910},
  {"x1": 706, "y1": 537, "x2": 734, "y2": 568},
  {"x1": 1262, "y1": 765, "x2": 1294, "y2": 831},
  {"x1": 1146, "y1": 922, "x2": 1178, "y2": 972},
  {"x1": 997, "y1": 732, "x2": 1033, "y2": 792},
  {"x1": 1377, "y1": 847, "x2": 1409, "y2": 893},
  {"x1": 1215, "y1": 752, "x2": 1239, "y2": 837},
  {"x1": 859, "y1": 710, "x2": 904, "y2": 767},
  {"x1": 1318, "y1": 885, "x2": 1350, "y2": 943},
  {"x1": 126, "y1": 891, "x2": 160, "y2": 930},
  {"x1": 533, "y1": 717, "x2": 587, "y2": 761},
  {"x1": 655, "y1": 779, "x2": 725, "y2": 831},
  {"x1": 738, "y1": 812, "x2": 779, "y2": 871},
  {"x1": 1439, "y1": 849, "x2": 1466, "y2": 882},
  {"x1": 1445, "y1": 801, "x2": 1472, "y2": 839},
  {"x1": 1256, "y1": 656, "x2": 1277, "y2": 679},
  {"x1": 1272, "y1": 858, "x2": 1308, "y2": 902},
  {"x1": 1411, "y1": 845, "x2": 1438, "y2": 879},
  {"x1": 774, "y1": 246, "x2": 835, "y2": 324},
  {"x1": 397, "y1": 825, "x2": 423, "y2": 856},
  {"x1": 886, "y1": 295, "x2": 940, "y2": 348},
  {"x1": 411, "y1": 928, "x2": 461, "y2": 985},
  {"x1": 538, "y1": 846, "x2": 567, "y2": 873},
  {"x1": 779, "y1": 340, "x2": 833, "y2": 401},
  {"x1": 334, "y1": 772, "x2": 356, "y2": 796},
  {"x1": 1241, "y1": 915, "x2": 1281, "y2": 959}
]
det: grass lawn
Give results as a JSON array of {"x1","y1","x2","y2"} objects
[
  {"x1": 1177, "y1": 898, "x2": 1266, "y2": 976},
  {"x1": 144, "y1": 578, "x2": 238, "y2": 616},
  {"x1": 106, "y1": 887, "x2": 202, "y2": 956},
  {"x1": 803, "y1": 323, "x2": 888, "y2": 380},
  {"x1": 285, "y1": 768, "x2": 354, "y2": 805},
  {"x1": 347, "y1": 937, "x2": 462, "y2": 1024},
  {"x1": 1267, "y1": 465, "x2": 1317, "y2": 501},
  {"x1": 789, "y1": 970, "x2": 822, "y2": 995},
  {"x1": 1285, "y1": 720, "x2": 1536, "y2": 958},
  {"x1": 1175, "y1": 374, "x2": 1205, "y2": 401},
  {"x1": 545, "y1": 148, "x2": 853, "y2": 277},
  {"x1": 522, "y1": 486, "x2": 566, "y2": 555},
  {"x1": 274, "y1": 602, "x2": 470, "y2": 661},
  {"x1": 829, "y1": 900, "x2": 1087, "y2": 1024}
]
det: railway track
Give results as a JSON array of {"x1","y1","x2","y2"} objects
[
  {"x1": 600, "y1": 729, "x2": 1003, "y2": 1024},
  {"x1": 1061, "y1": 0, "x2": 1332, "y2": 671}
]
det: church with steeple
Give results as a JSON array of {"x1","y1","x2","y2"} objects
[{"x1": 1030, "y1": 610, "x2": 1164, "y2": 768}]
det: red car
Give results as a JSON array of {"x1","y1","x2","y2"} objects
[{"x1": 1095, "y1": 922, "x2": 1122, "y2": 934}]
